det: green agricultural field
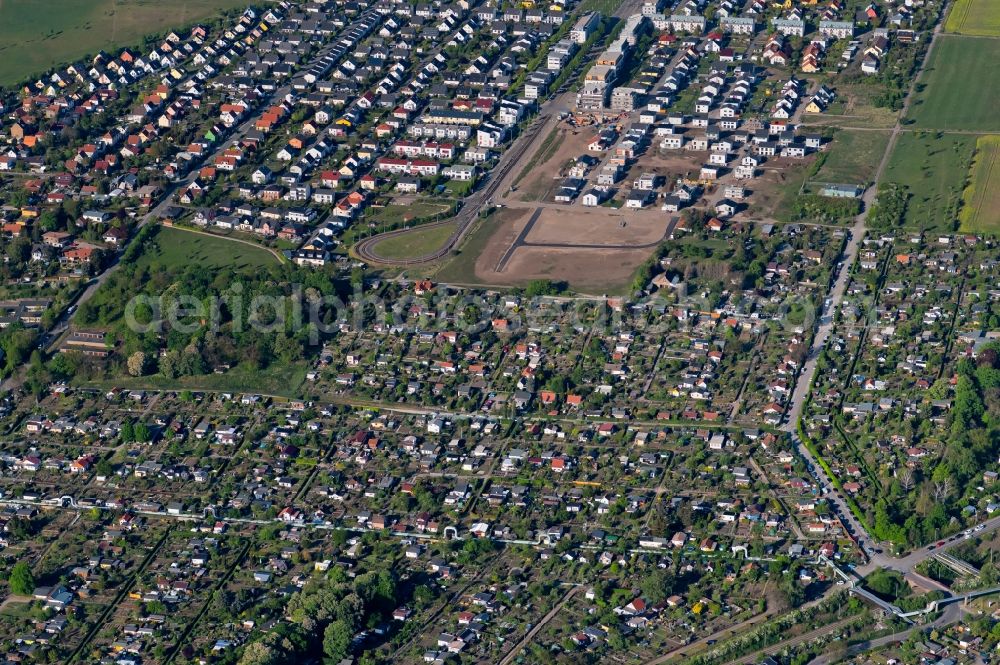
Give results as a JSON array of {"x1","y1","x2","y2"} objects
[
  {"x1": 906, "y1": 35, "x2": 1000, "y2": 131},
  {"x1": 958, "y1": 135, "x2": 1000, "y2": 234},
  {"x1": 811, "y1": 129, "x2": 892, "y2": 186},
  {"x1": 882, "y1": 131, "x2": 977, "y2": 231},
  {"x1": 368, "y1": 222, "x2": 458, "y2": 261},
  {"x1": 945, "y1": 0, "x2": 1000, "y2": 36},
  {"x1": 0, "y1": 0, "x2": 249, "y2": 87},
  {"x1": 136, "y1": 226, "x2": 280, "y2": 273}
]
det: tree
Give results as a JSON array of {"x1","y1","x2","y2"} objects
[
  {"x1": 323, "y1": 619, "x2": 352, "y2": 661},
  {"x1": 9, "y1": 562, "x2": 35, "y2": 596},
  {"x1": 640, "y1": 568, "x2": 675, "y2": 604},
  {"x1": 133, "y1": 422, "x2": 151, "y2": 443},
  {"x1": 238, "y1": 641, "x2": 280, "y2": 665},
  {"x1": 865, "y1": 568, "x2": 908, "y2": 601},
  {"x1": 95, "y1": 458, "x2": 113, "y2": 478},
  {"x1": 159, "y1": 350, "x2": 179, "y2": 378},
  {"x1": 523, "y1": 279, "x2": 566, "y2": 297},
  {"x1": 127, "y1": 351, "x2": 147, "y2": 377},
  {"x1": 898, "y1": 467, "x2": 914, "y2": 493}
]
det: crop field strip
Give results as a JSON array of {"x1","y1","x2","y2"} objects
[
  {"x1": 945, "y1": 0, "x2": 1000, "y2": 36},
  {"x1": 959, "y1": 135, "x2": 1000, "y2": 233}
]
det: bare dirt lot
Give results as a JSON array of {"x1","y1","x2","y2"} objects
[
  {"x1": 492, "y1": 246, "x2": 653, "y2": 292},
  {"x1": 742, "y1": 155, "x2": 817, "y2": 221},
  {"x1": 516, "y1": 125, "x2": 594, "y2": 202},
  {"x1": 523, "y1": 207, "x2": 669, "y2": 246},
  {"x1": 472, "y1": 206, "x2": 666, "y2": 292}
]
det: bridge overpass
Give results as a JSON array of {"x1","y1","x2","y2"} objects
[
  {"x1": 898, "y1": 586, "x2": 1000, "y2": 618},
  {"x1": 933, "y1": 551, "x2": 981, "y2": 579}
]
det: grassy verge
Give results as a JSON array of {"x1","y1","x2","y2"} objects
[
  {"x1": 366, "y1": 199, "x2": 455, "y2": 228},
  {"x1": 798, "y1": 417, "x2": 873, "y2": 536},
  {"x1": 513, "y1": 126, "x2": 561, "y2": 187},
  {"x1": 433, "y1": 208, "x2": 520, "y2": 284}
]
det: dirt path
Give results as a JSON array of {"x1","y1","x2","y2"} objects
[
  {"x1": 728, "y1": 615, "x2": 860, "y2": 665},
  {"x1": 498, "y1": 584, "x2": 582, "y2": 665},
  {"x1": 642, "y1": 606, "x2": 781, "y2": 665}
]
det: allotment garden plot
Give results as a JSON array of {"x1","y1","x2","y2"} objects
[{"x1": 804, "y1": 234, "x2": 1000, "y2": 547}]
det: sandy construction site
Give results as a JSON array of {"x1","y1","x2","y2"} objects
[{"x1": 472, "y1": 205, "x2": 673, "y2": 292}]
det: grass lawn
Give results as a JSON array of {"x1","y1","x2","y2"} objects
[
  {"x1": 80, "y1": 361, "x2": 309, "y2": 397},
  {"x1": 578, "y1": 0, "x2": 623, "y2": 15},
  {"x1": 801, "y1": 84, "x2": 903, "y2": 130},
  {"x1": 945, "y1": 0, "x2": 1000, "y2": 36},
  {"x1": 0, "y1": 0, "x2": 249, "y2": 86},
  {"x1": 811, "y1": 129, "x2": 892, "y2": 186},
  {"x1": 138, "y1": 226, "x2": 280, "y2": 273},
  {"x1": 0, "y1": 601, "x2": 32, "y2": 618},
  {"x1": 445, "y1": 178, "x2": 475, "y2": 197},
  {"x1": 366, "y1": 199, "x2": 454, "y2": 228},
  {"x1": 368, "y1": 222, "x2": 458, "y2": 261},
  {"x1": 882, "y1": 131, "x2": 976, "y2": 231},
  {"x1": 905, "y1": 35, "x2": 1000, "y2": 131},
  {"x1": 958, "y1": 135, "x2": 1000, "y2": 234}
]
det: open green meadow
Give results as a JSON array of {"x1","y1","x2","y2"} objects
[
  {"x1": 810, "y1": 130, "x2": 892, "y2": 187},
  {"x1": 76, "y1": 225, "x2": 281, "y2": 327},
  {"x1": 882, "y1": 131, "x2": 976, "y2": 231},
  {"x1": 0, "y1": 0, "x2": 249, "y2": 86},
  {"x1": 81, "y1": 361, "x2": 309, "y2": 397},
  {"x1": 958, "y1": 135, "x2": 1000, "y2": 234},
  {"x1": 366, "y1": 200, "x2": 455, "y2": 228},
  {"x1": 945, "y1": 0, "x2": 1000, "y2": 36},
  {"x1": 906, "y1": 35, "x2": 1000, "y2": 131},
  {"x1": 137, "y1": 226, "x2": 280, "y2": 273},
  {"x1": 368, "y1": 222, "x2": 458, "y2": 261}
]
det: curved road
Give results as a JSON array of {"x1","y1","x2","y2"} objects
[{"x1": 353, "y1": 114, "x2": 552, "y2": 265}]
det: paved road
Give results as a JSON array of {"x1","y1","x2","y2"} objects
[
  {"x1": 495, "y1": 207, "x2": 542, "y2": 272},
  {"x1": 40, "y1": 88, "x2": 285, "y2": 357},
  {"x1": 12, "y1": 8, "x2": 387, "y2": 373},
  {"x1": 20, "y1": 6, "x2": 390, "y2": 370}
]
